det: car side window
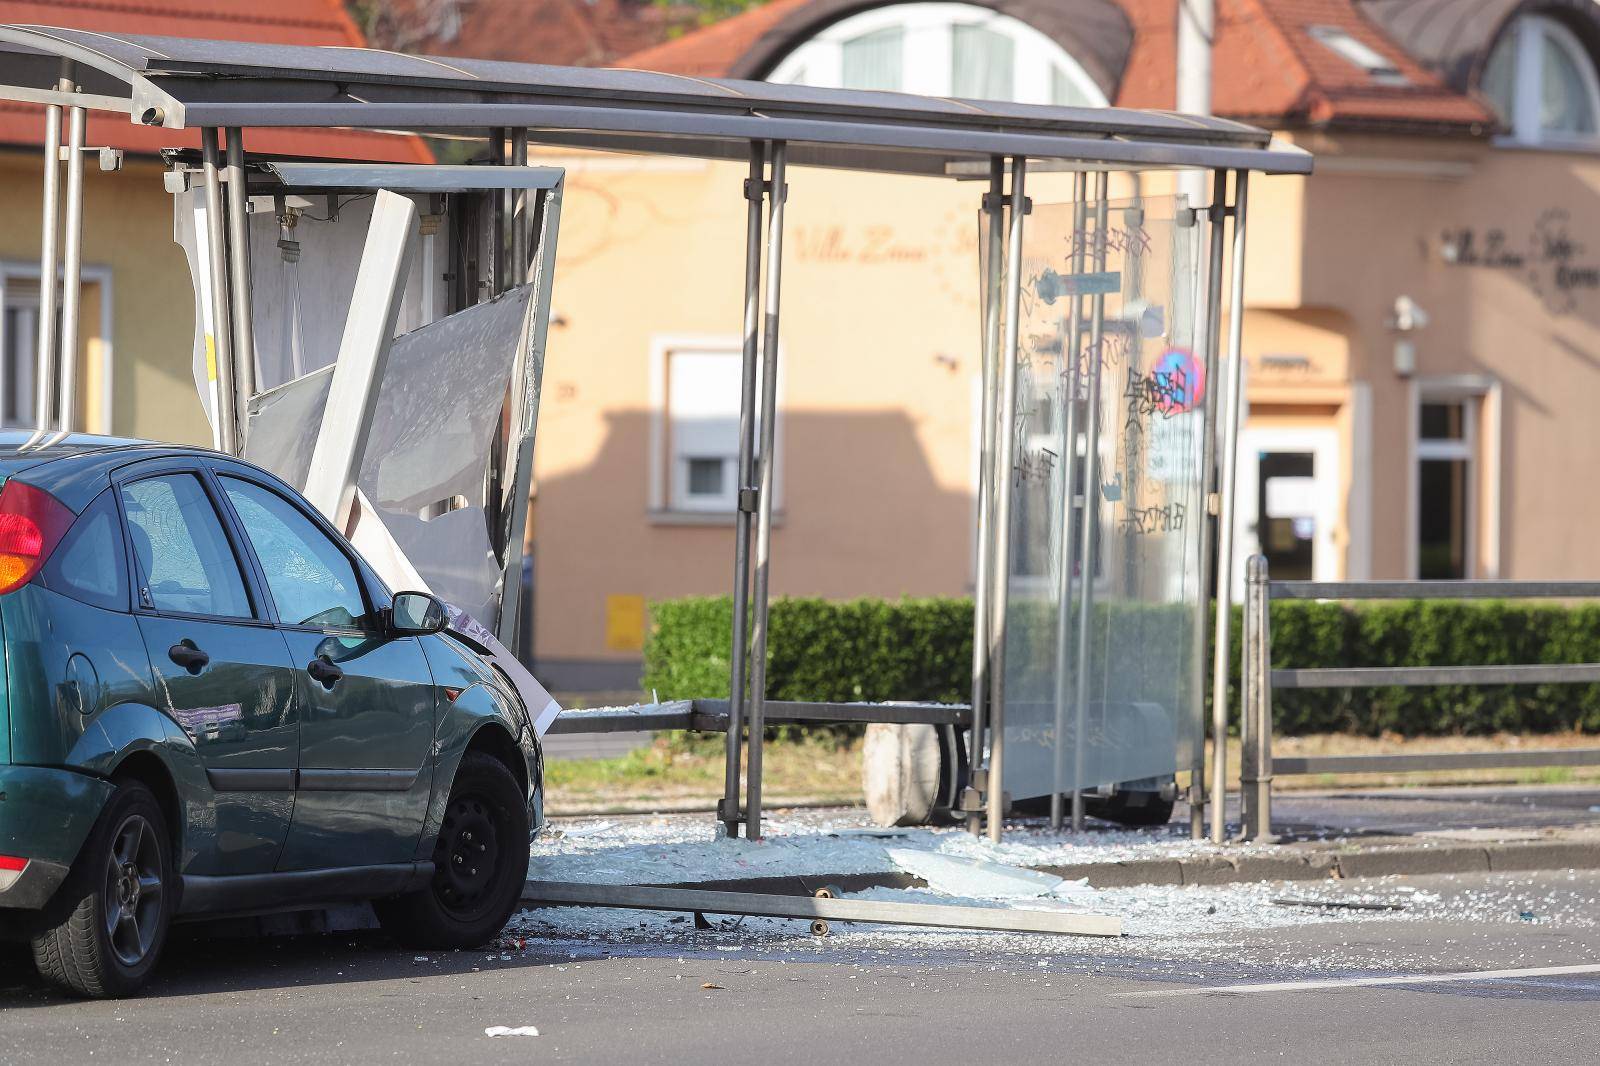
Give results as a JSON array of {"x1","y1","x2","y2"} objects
[
  {"x1": 39, "y1": 489, "x2": 128, "y2": 612},
  {"x1": 120, "y1": 474, "x2": 252, "y2": 618},
  {"x1": 218, "y1": 476, "x2": 371, "y2": 629}
]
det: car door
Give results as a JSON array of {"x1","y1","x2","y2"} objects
[
  {"x1": 211, "y1": 467, "x2": 437, "y2": 872},
  {"x1": 115, "y1": 462, "x2": 301, "y2": 876}
]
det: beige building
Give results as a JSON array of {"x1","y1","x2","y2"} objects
[
  {"x1": 9, "y1": 2, "x2": 1600, "y2": 696},
  {"x1": 525, "y1": 0, "x2": 1600, "y2": 688}
]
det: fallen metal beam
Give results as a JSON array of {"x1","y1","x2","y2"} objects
[
  {"x1": 520, "y1": 880, "x2": 1122, "y2": 938},
  {"x1": 547, "y1": 700, "x2": 973, "y2": 735}
]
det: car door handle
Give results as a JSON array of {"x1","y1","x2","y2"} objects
[
  {"x1": 167, "y1": 640, "x2": 210, "y2": 675},
  {"x1": 307, "y1": 655, "x2": 344, "y2": 690}
]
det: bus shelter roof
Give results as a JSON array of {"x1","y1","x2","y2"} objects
[{"x1": 0, "y1": 24, "x2": 1312, "y2": 178}]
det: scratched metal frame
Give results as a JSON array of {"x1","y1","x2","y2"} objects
[{"x1": 999, "y1": 193, "x2": 1205, "y2": 800}]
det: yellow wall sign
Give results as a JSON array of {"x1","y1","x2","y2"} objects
[{"x1": 605, "y1": 594, "x2": 647, "y2": 652}]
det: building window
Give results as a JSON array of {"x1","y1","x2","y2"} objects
[
  {"x1": 768, "y1": 2, "x2": 1107, "y2": 107},
  {"x1": 2, "y1": 277, "x2": 39, "y2": 428},
  {"x1": 652, "y1": 341, "x2": 776, "y2": 517},
  {"x1": 1482, "y1": 15, "x2": 1600, "y2": 145},
  {"x1": 1416, "y1": 398, "x2": 1476, "y2": 579}
]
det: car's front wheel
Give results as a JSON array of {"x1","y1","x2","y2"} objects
[
  {"x1": 31, "y1": 780, "x2": 174, "y2": 998},
  {"x1": 376, "y1": 752, "x2": 529, "y2": 949}
]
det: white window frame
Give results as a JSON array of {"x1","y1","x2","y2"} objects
[
  {"x1": 767, "y1": 2, "x2": 1108, "y2": 107},
  {"x1": 0, "y1": 262, "x2": 114, "y2": 434},
  {"x1": 1407, "y1": 376, "x2": 1501, "y2": 580},
  {"x1": 1490, "y1": 15, "x2": 1600, "y2": 148},
  {"x1": 648, "y1": 335, "x2": 783, "y2": 524}
]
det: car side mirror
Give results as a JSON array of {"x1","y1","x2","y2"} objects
[{"x1": 390, "y1": 591, "x2": 447, "y2": 635}]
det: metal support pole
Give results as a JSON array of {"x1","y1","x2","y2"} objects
[
  {"x1": 1069, "y1": 171, "x2": 1111, "y2": 833},
  {"x1": 1242, "y1": 554, "x2": 1274, "y2": 840},
  {"x1": 224, "y1": 129, "x2": 257, "y2": 430},
  {"x1": 491, "y1": 128, "x2": 507, "y2": 296},
  {"x1": 32, "y1": 74, "x2": 65, "y2": 437},
  {"x1": 1050, "y1": 170, "x2": 1089, "y2": 830},
  {"x1": 1239, "y1": 553, "x2": 1259, "y2": 835},
  {"x1": 201, "y1": 128, "x2": 238, "y2": 455},
  {"x1": 721, "y1": 142, "x2": 766, "y2": 837},
  {"x1": 56, "y1": 99, "x2": 86, "y2": 434},
  {"x1": 966, "y1": 157, "x2": 1005, "y2": 835},
  {"x1": 511, "y1": 129, "x2": 530, "y2": 283},
  {"x1": 1189, "y1": 169, "x2": 1228, "y2": 839},
  {"x1": 986, "y1": 155, "x2": 1028, "y2": 844},
  {"x1": 1210, "y1": 169, "x2": 1250, "y2": 844},
  {"x1": 745, "y1": 141, "x2": 788, "y2": 841}
]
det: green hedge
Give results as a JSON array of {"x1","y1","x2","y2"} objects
[{"x1": 642, "y1": 596, "x2": 1600, "y2": 737}]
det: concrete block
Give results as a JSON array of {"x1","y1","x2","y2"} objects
[
  {"x1": 1484, "y1": 841, "x2": 1600, "y2": 873},
  {"x1": 1037, "y1": 859, "x2": 1186, "y2": 888},
  {"x1": 1179, "y1": 856, "x2": 1239, "y2": 885},
  {"x1": 1232, "y1": 853, "x2": 1334, "y2": 883},
  {"x1": 1334, "y1": 846, "x2": 1489, "y2": 880}
]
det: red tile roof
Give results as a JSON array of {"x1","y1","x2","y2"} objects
[
  {"x1": 362, "y1": 0, "x2": 704, "y2": 68},
  {"x1": 620, "y1": 0, "x2": 1497, "y2": 133},
  {"x1": 0, "y1": 0, "x2": 432, "y2": 162}
]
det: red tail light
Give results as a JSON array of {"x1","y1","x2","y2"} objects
[
  {"x1": 0, "y1": 480, "x2": 75, "y2": 595},
  {"x1": 0, "y1": 855, "x2": 26, "y2": 873}
]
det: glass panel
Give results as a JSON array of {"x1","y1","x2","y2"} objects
[
  {"x1": 1257, "y1": 453, "x2": 1315, "y2": 581},
  {"x1": 952, "y1": 24, "x2": 1014, "y2": 101},
  {"x1": 1482, "y1": 29, "x2": 1517, "y2": 127},
  {"x1": 1541, "y1": 25, "x2": 1598, "y2": 134},
  {"x1": 687, "y1": 457, "x2": 725, "y2": 497},
  {"x1": 221, "y1": 477, "x2": 370, "y2": 628},
  {"x1": 41, "y1": 491, "x2": 127, "y2": 612},
  {"x1": 1049, "y1": 65, "x2": 1094, "y2": 107},
  {"x1": 994, "y1": 192, "x2": 1205, "y2": 801},
  {"x1": 121, "y1": 474, "x2": 252, "y2": 618},
  {"x1": 247, "y1": 285, "x2": 534, "y2": 624},
  {"x1": 1419, "y1": 458, "x2": 1469, "y2": 579},
  {"x1": 841, "y1": 26, "x2": 905, "y2": 92},
  {"x1": 3, "y1": 303, "x2": 38, "y2": 427},
  {"x1": 1420, "y1": 401, "x2": 1465, "y2": 440}
]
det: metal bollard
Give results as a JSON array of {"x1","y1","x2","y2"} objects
[{"x1": 1242, "y1": 555, "x2": 1275, "y2": 841}]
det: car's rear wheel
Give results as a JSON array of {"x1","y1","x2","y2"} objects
[
  {"x1": 376, "y1": 752, "x2": 528, "y2": 949},
  {"x1": 31, "y1": 781, "x2": 173, "y2": 998}
]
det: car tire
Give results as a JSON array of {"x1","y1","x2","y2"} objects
[
  {"x1": 31, "y1": 781, "x2": 174, "y2": 999},
  {"x1": 376, "y1": 752, "x2": 529, "y2": 949}
]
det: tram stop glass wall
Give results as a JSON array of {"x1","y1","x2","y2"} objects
[{"x1": 994, "y1": 190, "x2": 1206, "y2": 801}]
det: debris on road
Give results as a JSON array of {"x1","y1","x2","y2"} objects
[
  {"x1": 484, "y1": 1026, "x2": 541, "y2": 1038},
  {"x1": 1271, "y1": 898, "x2": 1407, "y2": 912}
]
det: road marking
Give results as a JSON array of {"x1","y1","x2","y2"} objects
[{"x1": 1116, "y1": 963, "x2": 1600, "y2": 998}]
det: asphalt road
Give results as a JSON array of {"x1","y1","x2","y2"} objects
[{"x1": 4, "y1": 867, "x2": 1599, "y2": 1064}]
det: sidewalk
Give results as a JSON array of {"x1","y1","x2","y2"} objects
[{"x1": 535, "y1": 785, "x2": 1600, "y2": 895}]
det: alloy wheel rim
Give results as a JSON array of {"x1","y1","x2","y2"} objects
[{"x1": 102, "y1": 813, "x2": 163, "y2": 968}]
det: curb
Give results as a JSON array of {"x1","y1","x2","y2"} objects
[{"x1": 646, "y1": 838, "x2": 1600, "y2": 897}]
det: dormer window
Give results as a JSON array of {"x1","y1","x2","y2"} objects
[
  {"x1": 768, "y1": 2, "x2": 1107, "y2": 107},
  {"x1": 1482, "y1": 14, "x2": 1600, "y2": 145}
]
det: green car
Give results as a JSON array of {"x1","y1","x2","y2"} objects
[{"x1": 0, "y1": 432, "x2": 543, "y2": 997}]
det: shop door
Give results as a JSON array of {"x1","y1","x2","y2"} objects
[{"x1": 1231, "y1": 426, "x2": 1340, "y2": 599}]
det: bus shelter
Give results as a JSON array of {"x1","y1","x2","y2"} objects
[{"x1": 0, "y1": 24, "x2": 1310, "y2": 844}]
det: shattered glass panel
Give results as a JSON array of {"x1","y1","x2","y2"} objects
[
  {"x1": 246, "y1": 284, "x2": 534, "y2": 628},
  {"x1": 243, "y1": 365, "x2": 332, "y2": 491},
  {"x1": 996, "y1": 193, "x2": 1205, "y2": 800},
  {"x1": 354, "y1": 285, "x2": 533, "y2": 624}
]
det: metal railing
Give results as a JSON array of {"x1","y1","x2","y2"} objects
[{"x1": 1239, "y1": 556, "x2": 1600, "y2": 840}]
